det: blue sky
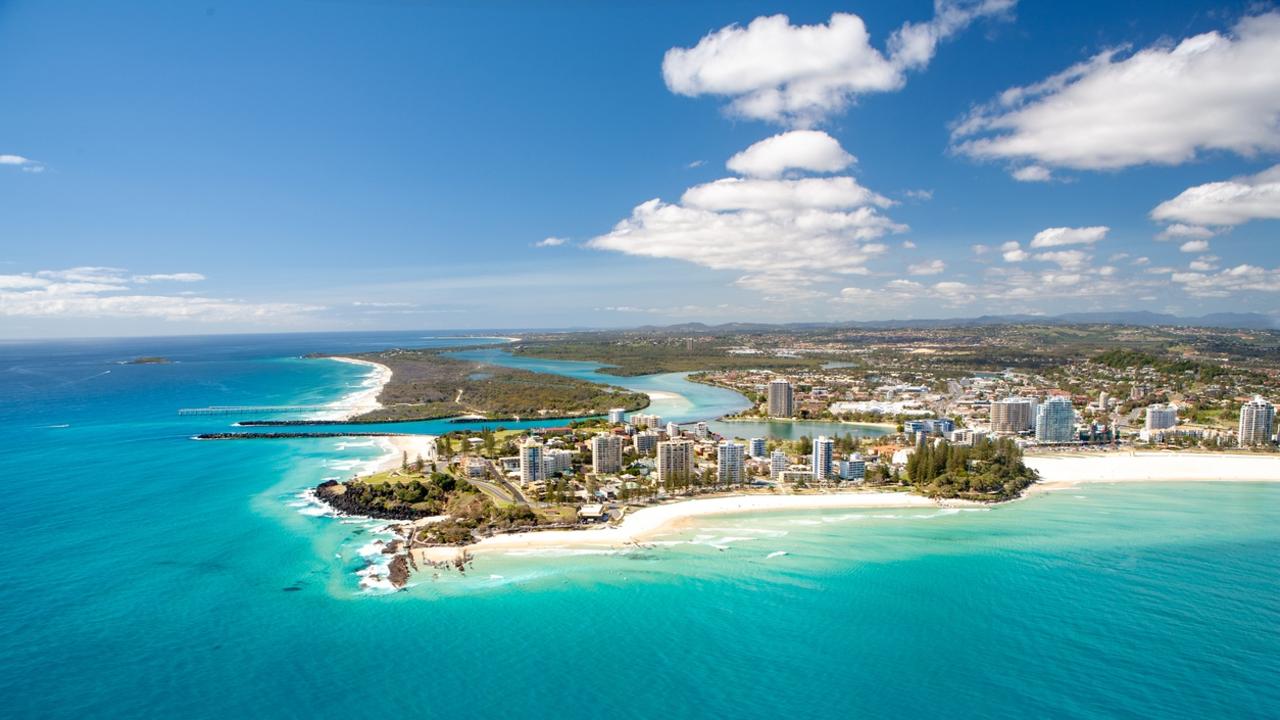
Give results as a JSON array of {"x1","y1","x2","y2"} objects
[{"x1": 2, "y1": 0, "x2": 1279, "y2": 337}]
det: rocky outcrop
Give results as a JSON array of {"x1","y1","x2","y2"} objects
[
  {"x1": 387, "y1": 555, "x2": 410, "y2": 588},
  {"x1": 313, "y1": 481, "x2": 438, "y2": 521}
]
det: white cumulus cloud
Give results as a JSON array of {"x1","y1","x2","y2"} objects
[
  {"x1": 908, "y1": 259, "x2": 946, "y2": 275},
  {"x1": 589, "y1": 145, "x2": 905, "y2": 297},
  {"x1": 1033, "y1": 249, "x2": 1091, "y2": 269},
  {"x1": 534, "y1": 236, "x2": 568, "y2": 248},
  {"x1": 1, "y1": 153, "x2": 46, "y2": 173},
  {"x1": 1029, "y1": 226, "x2": 1108, "y2": 248},
  {"x1": 1000, "y1": 241, "x2": 1028, "y2": 262},
  {"x1": 1011, "y1": 165, "x2": 1052, "y2": 182},
  {"x1": 1151, "y1": 163, "x2": 1280, "y2": 227},
  {"x1": 0, "y1": 268, "x2": 319, "y2": 323},
  {"x1": 726, "y1": 130, "x2": 855, "y2": 178},
  {"x1": 1170, "y1": 263, "x2": 1280, "y2": 297},
  {"x1": 663, "y1": 2, "x2": 1014, "y2": 125},
  {"x1": 681, "y1": 176, "x2": 890, "y2": 211},
  {"x1": 953, "y1": 12, "x2": 1280, "y2": 170},
  {"x1": 1156, "y1": 223, "x2": 1217, "y2": 240},
  {"x1": 132, "y1": 272, "x2": 206, "y2": 283}
]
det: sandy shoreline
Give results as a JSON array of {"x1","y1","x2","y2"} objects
[
  {"x1": 321, "y1": 356, "x2": 440, "y2": 474},
  {"x1": 374, "y1": 435, "x2": 438, "y2": 472},
  {"x1": 1024, "y1": 451, "x2": 1280, "y2": 493},
  {"x1": 310, "y1": 356, "x2": 1280, "y2": 566},
  {"x1": 323, "y1": 356, "x2": 392, "y2": 419},
  {"x1": 449, "y1": 491, "x2": 960, "y2": 557},
  {"x1": 423, "y1": 451, "x2": 1280, "y2": 559}
]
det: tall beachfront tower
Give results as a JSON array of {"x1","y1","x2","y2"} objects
[
  {"x1": 717, "y1": 442, "x2": 745, "y2": 485},
  {"x1": 749, "y1": 437, "x2": 766, "y2": 458},
  {"x1": 518, "y1": 437, "x2": 544, "y2": 485},
  {"x1": 1238, "y1": 396, "x2": 1275, "y2": 447},
  {"x1": 770, "y1": 449, "x2": 788, "y2": 480},
  {"x1": 811, "y1": 435, "x2": 834, "y2": 482},
  {"x1": 1145, "y1": 403, "x2": 1178, "y2": 431},
  {"x1": 657, "y1": 439, "x2": 695, "y2": 484},
  {"x1": 768, "y1": 379, "x2": 794, "y2": 417},
  {"x1": 990, "y1": 397, "x2": 1037, "y2": 434},
  {"x1": 1035, "y1": 396, "x2": 1076, "y2": 444},
  {"x1": 607, "y1": 408, "x2": 626, "y2": 424},
  {"x1": 591, "y1": 433, "x2": 623, "y2": 474}
]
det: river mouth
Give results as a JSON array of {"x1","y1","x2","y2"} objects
[{"x1": 446, "y1": 348, "x2": 891, "y2": 441}]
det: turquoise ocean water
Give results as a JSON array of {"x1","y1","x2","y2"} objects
[{"x1": 0, "y1": 332, "x2": 1276, "y2": 718}]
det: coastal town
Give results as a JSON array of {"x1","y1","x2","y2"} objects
[
  {"x1": 292, "y1": 324, "x2": 1280, "y2": 588},
  {"x1": 346, "y1": 366, "x2": 1277, "y2": 529}
]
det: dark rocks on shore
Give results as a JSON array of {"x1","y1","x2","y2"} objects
[
  {"x1": 313, "y1": 480, "x2": 438, "y2": 521},
  {"x1": 387, "y1": 555, "x2": 410, "y2": 588}
]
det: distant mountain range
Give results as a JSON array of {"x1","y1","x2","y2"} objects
[{"x1": 630, "y1": 311, "x2": 1280, "y2": 333}]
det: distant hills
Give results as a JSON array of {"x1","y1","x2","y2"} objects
[{"x1": 630, "y1": 311, "x2": 1280, "y2": 333}]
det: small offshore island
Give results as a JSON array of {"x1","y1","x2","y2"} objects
[{"x1": 125, "y1": 356, "x2": 170, "y2": 365}]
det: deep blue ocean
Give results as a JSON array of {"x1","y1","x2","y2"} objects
[{"x1": 0, "y1": 331, "x2": 1276, "y2": 719}]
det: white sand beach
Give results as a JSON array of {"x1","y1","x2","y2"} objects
[
  {"x1": 324, "y1": 356, "x2": 392, "y2": 419},
  {"x1": 461, "y1": 491, "x2": 958, "y2": 555},
  {"x1": 375, "y1": 435, "x2": 438, "y2": 472},
  {"x1": 438, "y1": 452, "x2": 1280, "y2": 557},
  {"x1": 1025, "y1": 451, "x2": 1280, "y2": 492}
]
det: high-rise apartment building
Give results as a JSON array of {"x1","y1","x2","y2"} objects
[
  {"x1": 657, "y1": 440, "x2": 695, "y2": 484},
  {"x1": 1238, "y1": 396, "x2": 1275, "y2": 447},
  {"x1": 767, "y1": 379, "x2": 794, "y2": 417},
  {"x1": 591, "y1": 433, "x2": 623, "y2": 474}
]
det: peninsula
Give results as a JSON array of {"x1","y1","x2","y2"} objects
[{"x1": 307, "y1": 349, "x2": 649, "y2": 423}]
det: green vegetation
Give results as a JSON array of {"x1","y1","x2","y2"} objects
[
  {"x1": 127, "y1": 356, "x2": 170, "y2": 364},
  {"x1": 314, "y1": 469, "x2": 544, "y2": 543},
  {"x1": 1093, "y1": 349, "x2": 1228, "y2": 381},
  {"x1": 335, "y1": 349, "x2": 649, "y2": 422},
  {"x1": 512, "y1": 337, "x2": 823, "y2": 376},
  {"x1": 904, "y1": 437, "x2": 1038, "y2": 501}
]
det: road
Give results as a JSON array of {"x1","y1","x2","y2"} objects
[{"x1": 467, "y1": 459, "x2": 529, "y2": 505}]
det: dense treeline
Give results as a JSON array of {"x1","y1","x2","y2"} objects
[
  {"x1": 316, "y1": 472, "x2": 470, "y2": 519},
  {"x1": 315, "y1": 472, "x2": 542, "y2": 543},
  {"x1": 905, "y1": 437, "x2": 1038, "y2": 501},
  {"x1": 1093, "y1": 349, "x2": 1227, "y2": 381},
  {"x1": 335, "y1": 350, "x2": 649, "y2": 421},
  {"x1": 513, "y1": 339, "x2": 822, "y2": 376}
]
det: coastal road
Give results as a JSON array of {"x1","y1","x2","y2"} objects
[{"x1": 470, "y1": 476, "x2": 525, "y2": 505}]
